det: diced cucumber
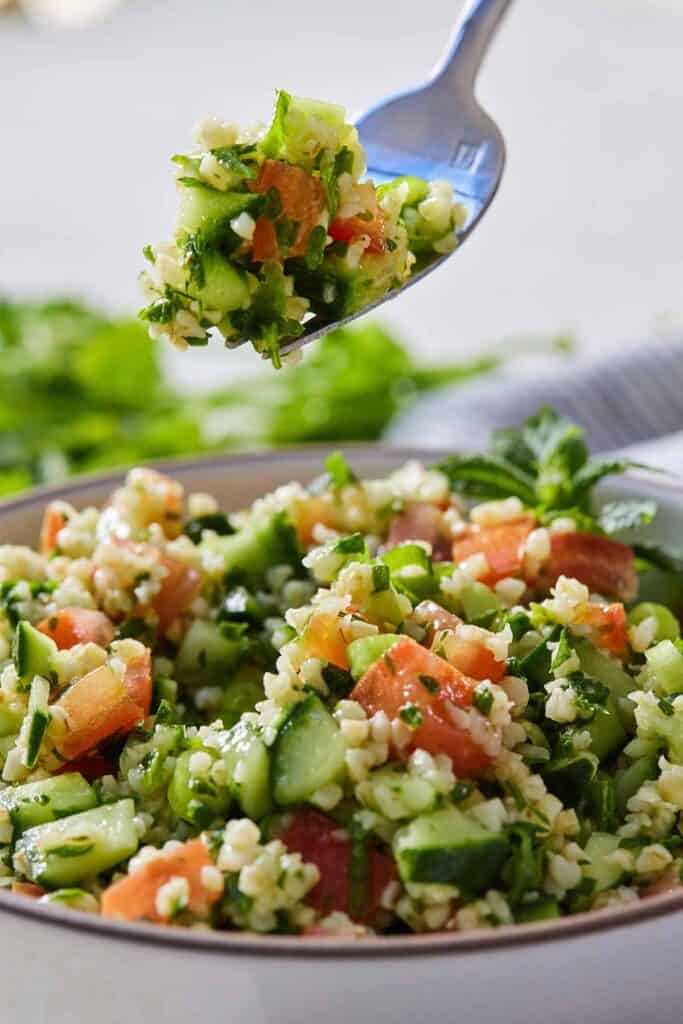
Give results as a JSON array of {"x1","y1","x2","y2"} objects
[
  {"x1": 271, "y1": 693, "x2": 345, "y2": 805},
  {"x1": 347, "y1": 634, "x2": 403, "y2": 681},
  {"x1": 542, "y1": 752, "x2": 599, "y2": 806},
  {"x1": 168, "y1": 749, "x2": 231, "y2": 828},
  {"x1": 356, "y1": 764, "x2": 439, "y2": 820},
  {"x1": 586, "y1": 771, "x2": 617, "y2": 831},
  {"x1": 177, "y1": 186, "x2": 257, "y2": 242},
  {"x1": 41, "y1": 888, "x2": 98, "y2": 912},
  {"x1": 0, "y1": 773, "x2": 96, "y2": 834},
  {"x1": 638, "y1": 639, "x2": 683, "y2": 697},
  {"x1": 394, "y1": 807, "x2": 508, "y2": 892},
  {"x1": 262, "y1": 91, "x2": 351, "y2": 166},
  {"x1": 614, "y1": 756, "x2": 658, "y2": 817},
  {"x1": 220, "y1": 720, "x2": 271, "y2": 819},
  {"x1": 377, "y1": 176, "x2": 429, "y2": 208},
  {"x1": 575, "y1": 639, "x2": 635, "y2": 718},
  {"x1": 220, "y1": 666, "x2": 265, "y2": 729},
  {"x1": 519, "y1": 626, "x2": 562, "y2": 689},
  {"x1": 366, "y1": 589, "x2": 408, "y2": 629},
  {"x1": 0, "y1": 736, "x2": 16, "y2": 769},
  {"x1": 380, "y1": 543, "x2": 431, "y2": 574},
  {"x1": 571, "y1": 638, "x2": 635, "y2": 758},
  {"x1": 175, "y1": 619, "x2": 247, "y2": 687},
  {"x1": 293, "y1": 250, "x2": 403, "y2": 321},
  {"x1": 119, "y1": 722, "x2": 184, "y2": 792},
  {"x1": 459, "y1": 581, "x2": 501, "y2": 626},
  {"x1": 15, "y1": 622, "x2": 57, "y2": 688},
  {"x1": 435, "y1": 568, "x2": 502, "y2": 625},
  {"x1": 210, "y1": 511, "x2": 300, "y2": 585},
  {"x1": 286, "y1": 95, "x2": 346, "y2": 127},
  {"x1": 0, "y1": 704, "x2": 22, "y2": 739},
  {"x1": 189, "y1": 253, "x2": 250, "y2": 313},
  {"x1": 381, "y1": 543, "x2": 437, "y2": 604},
  {"x1": 628, "y1": 602, "x2": 680, "y2": 643},
  {"x1": 584, "y1": 832, "x2": 624, "y2": 892},
  {"x1": 15, "y1": 799, "x2": 139, "y2": 887},
  {"x1": 563, "y1": 696, "x2": 627, "y2": 763},
  {"x1": 24, "y1": 675, "x2": 51, "y2": 768}
]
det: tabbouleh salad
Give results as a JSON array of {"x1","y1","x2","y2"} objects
[
  {"x1": 1, "y1": 408, "x2": 683, "y2": 937},
  {"x1": 139, "y1": 90, "x2": 465, "y2": 366}
]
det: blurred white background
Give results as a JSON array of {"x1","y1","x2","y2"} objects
[{"x1": 1, "y1": 0, "x2": 682, "y2": 387}]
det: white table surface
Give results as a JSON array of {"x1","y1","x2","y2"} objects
[{"x1": 1, "y1": 0, "x2": 682, "y2": 391}]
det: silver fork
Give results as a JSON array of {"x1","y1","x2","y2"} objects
[{"x1": 279, "y1": 0, "x2": 513, "y2": 356}]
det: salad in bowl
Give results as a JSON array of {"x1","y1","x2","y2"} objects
[{"x1": 0, "y1": 409, "x2": 681, "y2": 937}]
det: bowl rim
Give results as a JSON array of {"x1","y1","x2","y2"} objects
[{"x1": 0, "y1": 443, "x2": 681, "y2": 958}]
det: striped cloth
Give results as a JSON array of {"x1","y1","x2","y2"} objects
[{"x1": 389, "y1": 339, "x2": 683, "y2": 472}]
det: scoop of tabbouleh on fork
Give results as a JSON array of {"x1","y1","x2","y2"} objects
[{"x1": 139, "y1": 90, "x2": 466, "y2": 365}]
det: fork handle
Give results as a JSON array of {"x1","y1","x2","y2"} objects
[{"x1": 433, "y1": 0, "x2": 512, "y2": 92}]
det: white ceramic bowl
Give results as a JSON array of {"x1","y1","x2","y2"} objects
[{"x1": 1, "y1": 448, "x2": 682, "y2": 1024}]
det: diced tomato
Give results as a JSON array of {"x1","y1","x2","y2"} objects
[
  {"x1": 153, "y1": 551, "x2": 201, "y2": 632},
  {"x1": 445, "y1": 637, "x2": 507, "y2": 683},
  {"x1": 452, "y1": 519, "x2": 637, "y2": 602},
  {"x1": 123, "y1": 647, "x2": 153, "y2": 715},
  {"x1": 55, "y1": 665, "x2": 145, "y2": 761},
  {"x1": 120, "y1": 542, "x2": 200, "y2": 633},
  {"x1": 328, "y1": 208, "x2": 386, "y2": 255},
  {"x1": 12, "y1": 881, "x2": 45, "y2": 899},
  {"x1": 37, "y1": 608, "x2": 115, "y2": 650},
  {"x1": 251, "y1": 218, "x2": 279, "y2": 262},
  {"x1": 303, "y1": 610, "x2": 350, "y2": 670},
  {"x1": 40, "y1": 503, "x2": 67, "y2": 555},
  {"x1": 101, "y1": 838, "x2": 219, "y2": 922},
  {"x1": 54, "y1": 752, "x2": 115, "y2": 781},
  {"x1": 281, "y1": 808, "x2": 396, "y2": 926},
  {"x1": 295, "y1": 497, "x2": 339, "y2": 547},
  {"x1": 414, "y1": 600, "x2": 463, "y2": 637},
  {"x1": 351, "y1": 636, "x2": 496, "y2": 776},
  {"x1": 383, "y1": 503, "x2": 451, "y2": 561},
  {"x1": 451, "y1": 517, "x2": 536, "y2": 585},
  {"x1": 251, "y1": 160, "x2": 325, "y2": 261},
  {"x1": 541, "y1": 532, "x2": 638, "y2": 603},
  {"x1": 414, "y1": 600, "x2": 504, "y2": 681},
  {"x1": 580, "y1": 601, "x2": 629, "y2": 658}
]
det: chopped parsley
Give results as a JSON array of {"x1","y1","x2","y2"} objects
[
  {"x1": 372, "y1": 564, "x2": 391, "y2": 593},
  {"x1": 418, "y1": 674, "x2": 440, "y2": 694},
  {"x1": 472, "y1": 686, "x2": 494, "y2": 715},
  {"x1": 398, "y1": 703, "x2": 423, "y2": 728}
]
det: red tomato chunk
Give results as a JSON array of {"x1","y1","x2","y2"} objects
[
  {"x1": 351, "y1": 636, "x2": 497, "y2": 777},
  {"x1": 281, "y1": 807, "x2": 395, "y2": 925}
]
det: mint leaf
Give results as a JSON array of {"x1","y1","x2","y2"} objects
[{"x1": 435, "y1": 453, "x2": 537, "y2": 505}]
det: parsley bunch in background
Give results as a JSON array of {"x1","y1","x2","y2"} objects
[{"x1": 0, "y1": 295, "x2": 568, "y2": 496}]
